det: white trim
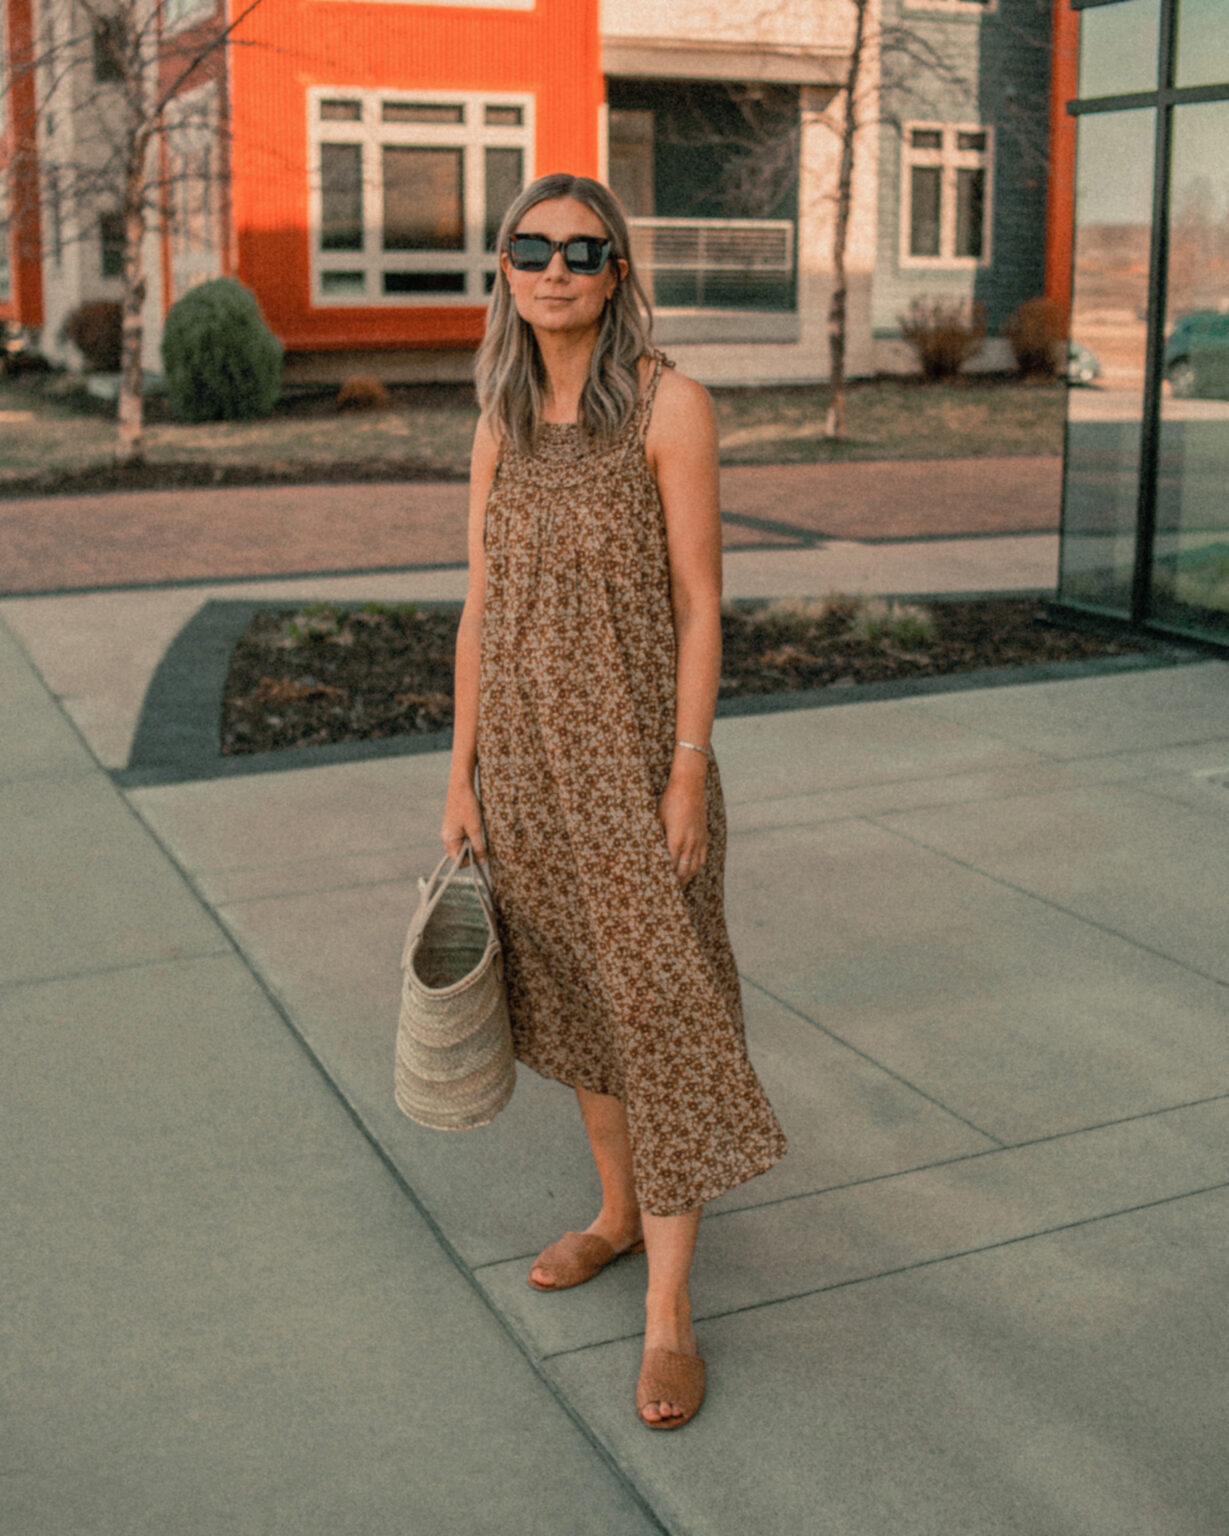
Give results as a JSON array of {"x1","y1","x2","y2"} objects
[
  {"x1": 162, "y1": 0, "x2": 215, "y2": 36},
  {"x1": 902, "y1": 0, "x2": 997, "y2": 15},
  {"x1": 898, "y1": 120, "x2": 993, "y2": 271},
  {"x1": 306, "y1": 86, "x2": 534, "y2": 307}
]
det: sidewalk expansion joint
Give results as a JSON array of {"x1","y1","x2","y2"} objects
[
  {"x1": 0, "y1": 946, "x2": 232, "y2": 995},
  {"x1": 539, "y1": 1178, "x2": 1229, "y2": 1361},
  {"x1": 693, "y1": 1086, "x2": 1229, "y2": 1227},
  {"x1": 740, "y1": 973, "x2": 1005, "y2": 1146},
  {"x1": 0, "y1": 559, "x2": 468, "y2": 603},
  {"x1": 868, "y1": 818, "x2": 1229, "y2": 993}
]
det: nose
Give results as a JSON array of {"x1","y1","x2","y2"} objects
[{"x1": 543, "y1": 247, "x2": 570, "y2": 278}]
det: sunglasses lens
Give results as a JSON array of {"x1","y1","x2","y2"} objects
[
  {"x1": 564, "y1": 239, "x2": 609, "y2": 274},
  {"x1": 509, "y1": 236, "x2": 553, "y2": 270}
]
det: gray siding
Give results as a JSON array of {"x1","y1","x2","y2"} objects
[{"x1": 872, "y1": 0, "x2": 1051, "y2": 338}]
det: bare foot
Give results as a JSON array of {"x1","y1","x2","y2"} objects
[{"x1": 529, "y1": 1212, "x2": 643, "y2": 1289}]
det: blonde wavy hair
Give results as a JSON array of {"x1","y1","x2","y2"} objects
[{"x1": 475, "y1": 173, "x2": 654, "y2": 454}]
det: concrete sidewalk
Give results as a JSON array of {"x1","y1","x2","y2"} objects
[{"x1": 4, "y1": 545, "x2": 1229, "y2": 1533}]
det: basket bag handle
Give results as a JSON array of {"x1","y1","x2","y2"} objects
[{"x1": 401, "y1": 839, "x2": 496, "y2": 968}]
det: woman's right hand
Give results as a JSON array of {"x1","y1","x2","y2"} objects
[{"x1": 441, "y1": 780, "x2": 487, "y2": 862}]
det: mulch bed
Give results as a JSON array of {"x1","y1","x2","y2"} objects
[{"x1": 221, "y1": 597, "x2": 1146, "y2": 757}]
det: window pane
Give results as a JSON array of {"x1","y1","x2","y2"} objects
[
  {"x1": 909, "y1": 166, "x2": 942, "y2": 257},
  {"x1": 1078, "y1": 0, "x2": 1160, "y2": 99},
  {"x1": 954, "y1": 167, "x2": 985, "y2": 258},
  {"x1": 321, "y1": 142, "x2": 363, "y2": 252},
  {"x1": 1059, "y1": 109, "x2": 1155, "y2": 617},
  {"x1": 92, "y1": 18, "x2": 126, "y2": 82},
  {"x1": 956, "y1": 131, "x2": 985, "y2": 152},
  {"x1": 100, "y1": 211, "x2": 125, "y2": 277},
  {"x1": 383, "y1": 147, "x2": 464, "y2": 250},
  {"x1": 485, "y1": 105, "x2": 522, "y2": 127},
  {"x1": 1176, "y1": 0, "x2": 1229, "y2": 90},
  {"x1": 609, "y1": 108, "x2": 655, "y2": 217},
  {"x1": 321, "y1": 100, "x2": 361, "y2": 122},
  {"x1": 383, "y1": 102, "x2": 464, "y2": 125},
  {"x1": 485, "y1": 147, "x2": 523, "y2": 252},
  {"x1": 321, "y1": 270, "x2": 366, "y2": 296},
  {"x1": 383, "y1": 272, "x2": 466, "y2": 293},
  {"x1": 911, "y1": 129, "x2": 942, "y2": 150},
  {"x1": 1152, "y1": 99, "x2": 1229, "y2": 639}
]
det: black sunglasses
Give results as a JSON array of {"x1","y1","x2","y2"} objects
[{"x1": 507, "y1": 233, "x2": 614, "y2": 275}]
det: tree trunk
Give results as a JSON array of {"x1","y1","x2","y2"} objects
[
  {"x1": 115, "y1": 163, "x2": 147, "y2": 467},
  {"x1": 826, "y1": 0, "x2": 868, "y2": 441}
]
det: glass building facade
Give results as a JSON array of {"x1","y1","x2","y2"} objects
[{"x1": 1059, "y1": 0, "x2": 1229, "y2": 645}]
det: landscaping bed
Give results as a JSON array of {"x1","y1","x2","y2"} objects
[
  {"x1": 221, "y1": 596, "x2": 1145, "y2": 757},
  {"x1": 1, "y1": 374, "x2": 1065, "y2": 497}
]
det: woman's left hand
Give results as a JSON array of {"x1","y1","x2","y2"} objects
[{"x1": 658, "y1": 762, "x2": 708, "y2": 885}]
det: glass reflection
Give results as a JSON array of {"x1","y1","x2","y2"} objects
[
  {"x1": 1059, "y1": 110, "x2": 1155, "y2": 616},
  {"x1": 1151, "y1": 100, "x2": 1229, "y2": 638},
  {"x1": 1175, "y1": 0, "x2": 1229, "y2": 91},
  {"x1": 1077, "y1": 0, "x2": 1160, "y2": 100}
]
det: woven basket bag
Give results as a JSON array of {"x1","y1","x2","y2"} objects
[{"x1": 394, "y1": 842, "x2": 515, "y2": 1131}]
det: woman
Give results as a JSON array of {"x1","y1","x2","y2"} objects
[{"x1": 442, "y1": 173, "x2": 787, "y2": 1430}]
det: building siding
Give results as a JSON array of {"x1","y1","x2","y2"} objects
[{"x1": 872, "y1": 0, "x2": 1051, "y2": 351}]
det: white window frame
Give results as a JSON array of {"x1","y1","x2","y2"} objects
[
  {"x1": 899, "y1": 120, "x2": 993, "y2": 270},
  {"x1": 904, "y1": 0, "x2": 997, "y2": 15},
  {"x1": 307, "y1": 86, "x2": 534, "y2": 307}
]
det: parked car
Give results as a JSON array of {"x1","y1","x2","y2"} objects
[
  {"x1": 1164, "y1": 308, "x2": 1229, "y2": 397},
  {"x1": 1068, "y1": 341, "x2": 1101, "y2": 385}
]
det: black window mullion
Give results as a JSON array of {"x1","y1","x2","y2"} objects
[{"x1": 1132, "y1": 0, "x2": 1179, "y2": 623}]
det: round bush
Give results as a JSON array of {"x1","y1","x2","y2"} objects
[
  {"x1": 161, "y1": 278, "x2": 283, "y2": 422},
  {"x1": 62, "y1": 301, "x2": 123, "y2": 371}
]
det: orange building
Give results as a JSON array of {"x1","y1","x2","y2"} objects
[
  {"x1": 0, "y1": 0, "x2": 44, "y2": 333},
  {"x1": 228, "y1": 0, "x2": 602, "y2": 370}
]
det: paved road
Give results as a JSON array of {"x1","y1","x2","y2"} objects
[{"x1": 0, "y1": 456, "x2": 1061, "y2": 595}]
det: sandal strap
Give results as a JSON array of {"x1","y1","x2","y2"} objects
[
  {"x1": 532, "y1": 1230, "x2": 617, "y2": 1287},
  {"x1": 636, "y1": 1347, "x2": 706, "y2": 1419}
]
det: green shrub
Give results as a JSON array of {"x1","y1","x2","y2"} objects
[
  {"x1": 852, "y1": 599, "x2": 935, "y2": 646},
  {"x1": 61, "y1": 301, "x2": 122, "y2": 371},
  {"x1": 161, "y1": 278, "x2": 283, "y2": 422}
]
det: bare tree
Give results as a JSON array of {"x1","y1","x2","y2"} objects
[
  {"x1": 3, "y1": 0, "x2": 265, "y2": 463},
  {"x1": 824, "y1": 0, "x2": 868, "y2": 440}
]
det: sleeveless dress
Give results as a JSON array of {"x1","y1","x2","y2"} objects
[{"x1": 476, "y1": 354, "x2": 787, "y2": 1216}]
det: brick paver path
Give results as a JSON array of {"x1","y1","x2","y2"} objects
[{"x1": 0, "y1": 456, "x2": 1060, "y2": 595}]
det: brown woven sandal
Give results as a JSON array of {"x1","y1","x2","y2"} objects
[
  {"x1": 527, "y1": 1230, "x2": 646, "y2": 1291},
  {"x1": 636, "y1": 1347, "x2": 706, "y2": 1430}
]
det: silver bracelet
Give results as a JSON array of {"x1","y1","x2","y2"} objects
[{"x1": 675, "y1": 739, "x2": 714, "y2": 761}]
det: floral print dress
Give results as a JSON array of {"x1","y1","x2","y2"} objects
[{"x1": 476, "y1": 353, "x2": 787, "y2": 1215}]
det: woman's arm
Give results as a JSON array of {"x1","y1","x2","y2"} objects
[
  {"x1": 645, "y1": 367, "x2": 723, "y2": 885},
  {"x1": 440, "y1": 414, "x2": 499, "y2": 860}
]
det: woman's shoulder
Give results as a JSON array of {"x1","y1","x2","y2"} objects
[{"x1": 640, "y1": 352, "x2": 714, "y2": 429}]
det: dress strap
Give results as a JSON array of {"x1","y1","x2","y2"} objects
[{"x1": 634, "y1": 349, "x2": 674, "y2": 446}]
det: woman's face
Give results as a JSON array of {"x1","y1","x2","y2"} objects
[{"x1": 500, "y1": 196, "x2": 628, "y2": 338}]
